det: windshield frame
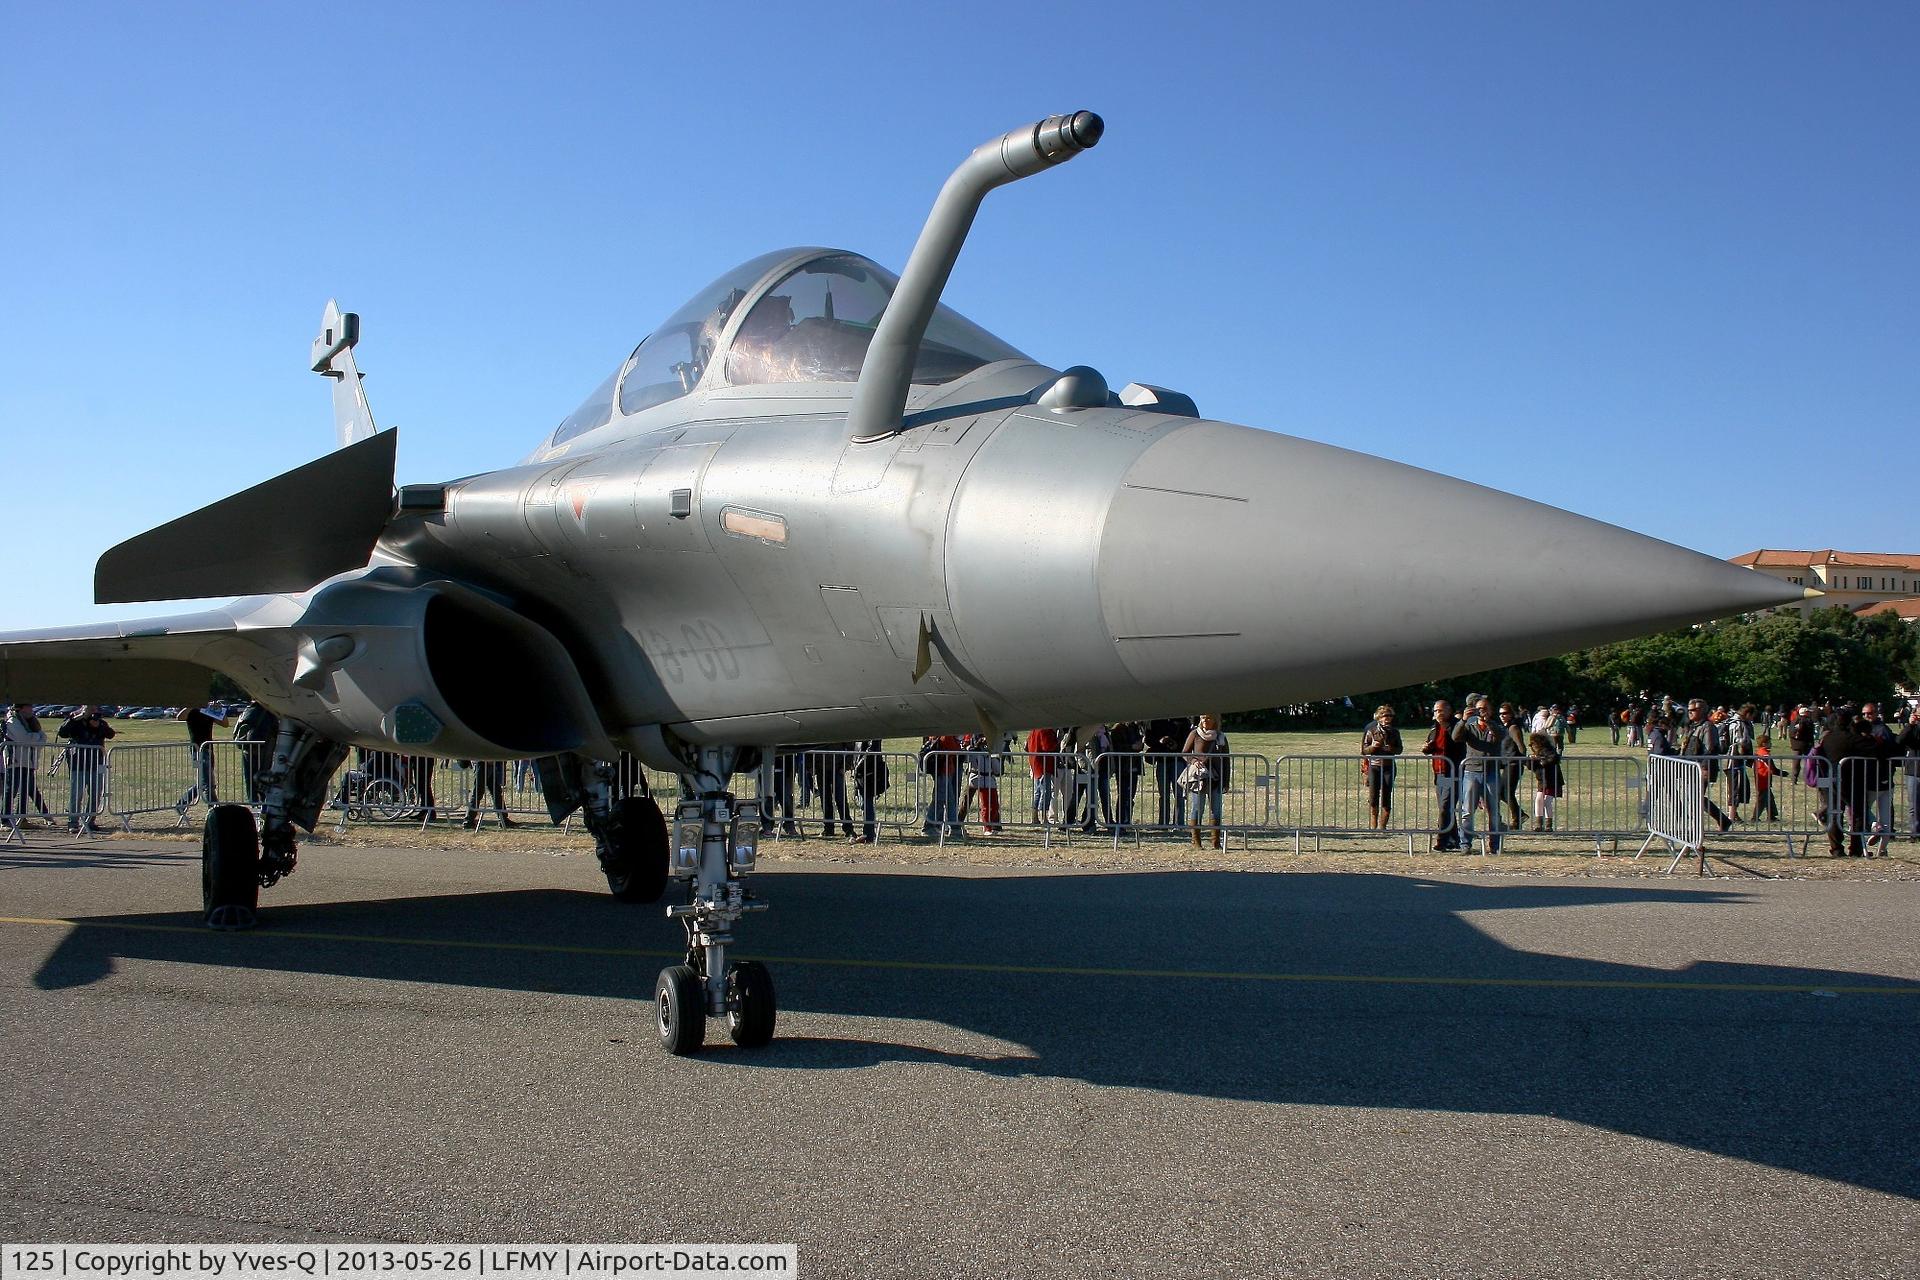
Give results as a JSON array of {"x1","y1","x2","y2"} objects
[{"x1": 548, "y1": 246, "x2": 1027, "y2": 452}]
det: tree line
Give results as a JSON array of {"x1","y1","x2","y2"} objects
[{"x1": 1235, "y1": 608, "x2": 1919, "y2": 731}]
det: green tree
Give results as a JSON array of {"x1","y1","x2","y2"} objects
[{"x1": 1282, "y1": 608, "x2": 1914, "y2": 732}]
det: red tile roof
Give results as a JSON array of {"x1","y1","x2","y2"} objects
[
  {"x1": 1856, "y1": 598, "x2": 1920, "y2": 619},
  {"x1": 1730, "y1": 549, "x2": 1920, "y2": 571}
]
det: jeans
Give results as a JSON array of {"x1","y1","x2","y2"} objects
[
  {"x1": 1433, "y1": 772, "x2": 1459, "y2": 847},
  {"x1": 1033, "y1": 774, "x2": 1056, "y2": 825},
  {"x1": 1155, "y1": 756, "x2": 1182, "y2": 826},
  {"x1": 1907, "y1": 775, "x2": 1920, "y2": 837},
  {"x1": 1725, "y1": 763, "x2": 1750, "y2": 811},
  {"x1": 4, "y1": 765, "x2": 43, "y2": 819},
  {"x1": 923, "y1": 772, "x2": 960, "y2": 835},
  {"x1": 1113, "y1": 761, "x2": 1140, "y2": 828},
  {"x1": 769, "y1": 756, "x2": 799, "y2": 832},
  {"x1": 69, "y1": 763, "x2": 106, "y2": 827},
  {"x1": 1089, "y1": 767, "x2": 1113, "y2": 828},
  {"x1": 466, "y1": 762, "x2": 508, "y2": 821},
  {"x1": 1186, "y1": 786, "x2": 1223, "y2": 825},
  {"x1": 1869, "y1": 789, "x2": 1893, "y2": 845},
  {"x1": 820, "y1": 770, "x2": 852, "y2": 836},
  {"x1": 1065, "y1": 772, "x2": 1104, "y2": 829},
  {"x1": 178, "y1": 747, "x2": 219, "y2": 811},
  {"x1": 1459, "y1": 765, "x2": 1502, "y2": 850}
]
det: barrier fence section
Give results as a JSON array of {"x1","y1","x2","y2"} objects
[
  {"x1": 1702, "y1": 752, "x2": 1825, "y2": 853},
  {"x1": 1637, "y1": 754, "x2": 1706, "y2": 874},
  {"x1": 101, "y1": 741, "x2": 194, "y2": 827},
  {"x1": 901, "y1": 750, "x2": 1272, "y2": 847},
  {"x1": 4, "y1": 740, "x2": 107, "y2": 837},
  {"x1": 1671, "y1": 753, "x2": 1919, "y2": 857},
  {"x1": 757, "y1": 749, "x2": 918, "y2": 841},
  {"x1": 1777, "y1": 752, "x2": 1918, "y2": 857},
  {"x1": 14, "y1": 736, "x2": 1915, "y2": 858},
  {"x1": 1270, "y1": 754, "x2": 1648, "y2": 853},
  {"x1": 1905, "y1": 756, "x2": 1920, "y2": 847},
  {"x1": 318, "y1": 751, "x2": 702, "y2": 830}
]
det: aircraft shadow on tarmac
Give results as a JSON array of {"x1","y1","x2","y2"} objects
[
  {"x1": 0, "y1": 844, "x2": 198, "y2": 871},
  {"x1": 28, "y1": 870, "x2": 1920, "y2": 1197}
]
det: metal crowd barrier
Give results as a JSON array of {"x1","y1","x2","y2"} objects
[
  {"x1": 1665, "y1": 753, "x2": 1918, "y2": 857},
  {"x1": 328, "y1": 751, "x2": 707, "y2": 831},
  {"x1": 12, "y1": 734, "x2": 1916, "y2": 860},
  {"x1": 1635, "y1": 754, "x2": 1706, "y2": 873},
  {"x1": 756, "y1": 749, "x2": 917, "y2": 841},
  {"x1": 1269, "y1": 754, "x2": 1648, "y2": 854},
  {"x1": 4, "y1": 740, "x2": 108, "y2": 839},
  {"x1": 903, "y1": 750, "x2": 1271, "y2": 848},
  {"x1": 101, "y1": 741, "x2": 196, "y2": 827}
]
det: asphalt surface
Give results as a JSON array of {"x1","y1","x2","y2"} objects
[{"x1": 1, "y1": 837, "x2": 1916, "y2": 1279}]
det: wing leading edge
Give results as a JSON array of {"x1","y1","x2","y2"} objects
[{"x1": 0, "y1": 600, "x2": 303, "y2": 705}]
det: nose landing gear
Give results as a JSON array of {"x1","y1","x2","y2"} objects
[{"x1": 652, "y1": 746, "x2": 775, "y2": 1054}]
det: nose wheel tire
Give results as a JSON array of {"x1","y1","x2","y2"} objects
[
  {"x1": 607, "y1": 796, "x2": 671, "y2": 903},
  {"x1": 202, "y1": 804, "x2": 260, "y2": 930},
  {"x1": 726, "y1": 959, "x2": 777, "y2": 1048},
  {"x1": 655, "y1": 964, "x2": 706, "y2": 1055}
]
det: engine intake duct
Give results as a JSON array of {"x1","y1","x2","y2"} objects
[{"x1": 294, "y1": 577, "x2": 606, "y2": 759}]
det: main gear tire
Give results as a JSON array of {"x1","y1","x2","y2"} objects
[
  {"x1": 726, "y1": 959, "x2": 777, "y2": 1048},
  {"x1": 606, "y1": 795, "x2": 670, "y2": 903},
  {"x1": 202, "y1": 804, "x2": 260, "y2": 929},
  {"x1": 655, "y1": 964, "x2": 706, "y2": 1055}
]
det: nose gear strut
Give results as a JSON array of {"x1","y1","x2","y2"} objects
[{"x1": 654, "y1": 745, "x2": 774, "y2": 1054}]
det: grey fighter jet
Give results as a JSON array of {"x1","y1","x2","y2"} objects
[{"x1": 0, "y1": 113, "x2": 1803, "y2": 1053}]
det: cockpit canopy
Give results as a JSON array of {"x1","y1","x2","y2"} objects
[{"x1": 550, "y1": 248, "x2": 1029, "y2": 446}]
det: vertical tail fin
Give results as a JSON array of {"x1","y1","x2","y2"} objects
[{"x1": 312, "y1": 299, "x2": 378, "y2": 448}]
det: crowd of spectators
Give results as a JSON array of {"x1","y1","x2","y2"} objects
[
  {"x1": 1395, "y1": 694, "x2": 1570, "y2": 855},
  {"x1": 755, "y1": 719, "x2": 1238, "y2": 848},
  {"x1": 9, "y1": 695, "x2": 1916, "y2": 854},
  {"x1": 3, "y1": 702, "x2": 115, "y2": 832},
  {"x1": 1348, "y1": 692, "x2": 1918, "y2": 856}
]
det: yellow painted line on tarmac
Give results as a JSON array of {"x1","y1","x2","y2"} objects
[{"x1": 3, "y1": 914, "x2": 1918, "y2": 997}]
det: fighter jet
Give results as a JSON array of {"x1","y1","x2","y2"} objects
[{"x1": 0, "y1": 112, "x2": 1803, "y2": 1053}]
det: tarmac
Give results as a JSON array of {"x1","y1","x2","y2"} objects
[{"x1": 1, "y1": 836, "x2": 1916, "y2": 1279}]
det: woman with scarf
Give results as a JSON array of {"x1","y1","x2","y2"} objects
[
  {"x1": 1181, "y1": 713, "x2": 1231, "y2": 850},
  {"x1": 1359, "y1": 705, "x2": 1402, "y2": 830}
]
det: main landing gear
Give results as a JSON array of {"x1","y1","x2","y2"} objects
[
  {"x1": 201, "y1": 720, "x2": 346, "y2": 930},
  {"x1": 602, "y1": 795, "x2": 671, "y2": 904},
  {"x1": 653, "y1": 745, "x2": 775, "y2": 1055},
  {"x1": 538, "y1": 755, "x2": 671, "y2": 903}
]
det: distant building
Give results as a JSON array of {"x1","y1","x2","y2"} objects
[{"x1": 1728, "y1": 550, "x2": 1920, "y2": 616}]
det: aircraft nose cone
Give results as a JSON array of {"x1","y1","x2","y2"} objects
[{"x1": 1094, "y1": 421, "x2": 1803, "y2": 709}]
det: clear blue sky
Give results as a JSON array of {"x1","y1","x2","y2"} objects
[{"x1": 3, "y1": 1, "x2": 1914, "y2": 630}]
